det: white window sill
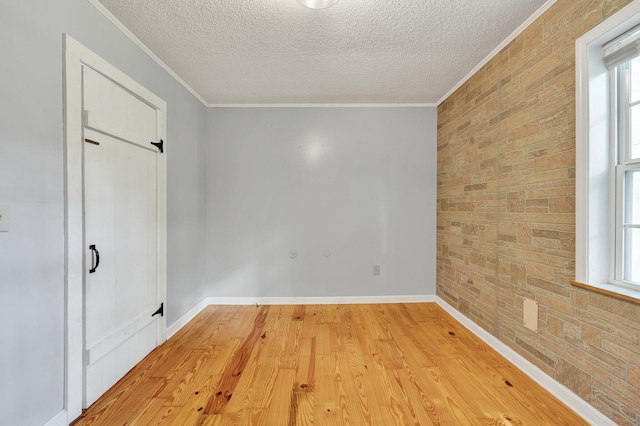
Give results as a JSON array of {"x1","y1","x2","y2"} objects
[{"x1": 571, "y1": 280, "x2": 640, "y2": 304}]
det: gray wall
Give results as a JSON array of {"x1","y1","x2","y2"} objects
[
  {"x1": 206, "y1": 108, "x2": 437, "y2": 298},
  {"x1": 0, "y1": 1, "x2": 207, "y2": 425},
  {"x1": 0, "y1": 3, "x2": 438, "y2": 424}
]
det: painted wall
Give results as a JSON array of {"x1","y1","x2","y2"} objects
[
  {"x1": 0, "y1": 1, "x2": 207, "y2": 425},
  {"x1": 437, "y1": 0, "x2": 640, "y2": 424},
  {"x1": 206, "y1": 108, "x2": 437, "y2": 299}
]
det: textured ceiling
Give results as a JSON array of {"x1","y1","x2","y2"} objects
[{"x1": 95, "y1": 0, "x2": 547, "y2": 105}]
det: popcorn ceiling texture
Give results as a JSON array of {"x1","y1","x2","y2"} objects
[
  {"x1": 96, "y1": 0, "x2": 545, "y2": 104},
  {"x1": 437, "y1": 0, "x2": 640, "y2": 424}
]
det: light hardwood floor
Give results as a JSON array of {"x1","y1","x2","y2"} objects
[{"x1": 72, "y1": 303, "x2": 586, "y2": 425}]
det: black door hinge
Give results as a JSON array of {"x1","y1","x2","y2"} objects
[
  {"x1": 152, "y1": 303, "x2": 164, "y2": 317},
  {"x1": 150, "y1": 139, "x2": 164, "y2": 153}
]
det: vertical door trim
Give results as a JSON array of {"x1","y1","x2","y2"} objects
[{"x1": 63, "y1": 34, "x2": 167, "y2": 422}]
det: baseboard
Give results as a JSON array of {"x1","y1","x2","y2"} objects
[
  {"x1": 43, "y1": 410, "x2": 67, "y2": 426},
  {"x1": 166, "y1": 295, "x2": 435, "y2": 339},
  {"x1": 435, "y1": 296, "x2": 615, "y2": 426},
  {"x1": 206, "y1": 295, "x2": 435, "y2": 305},
  {"x1": 166, "y1": 298, "x2": 212, "y2": 339}
]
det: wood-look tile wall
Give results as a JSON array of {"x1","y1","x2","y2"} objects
[{"x1": 436, "y1": 1, "x2": 640, "y2": 424}]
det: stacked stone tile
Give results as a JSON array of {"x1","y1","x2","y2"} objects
[{"x1": 437, "y1": 1, "x2": 640, "y2": 424}]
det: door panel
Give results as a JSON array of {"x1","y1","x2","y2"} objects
[
  {"x1": 83, "y1": 67, "x2": 156, "y2": 147},
  {"x1": 83, "y1": 65, "x2": 161, "y2": 407},
  {"x1": 84, "y1": 129, "x2": 116, "y2": 350}
]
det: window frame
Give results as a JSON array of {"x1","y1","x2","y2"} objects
[
  {"x1": 575, "y1": 1, "x2": 640, "y2": 302},
  {"x1": 613, "y1": 61, "x2": 640, "y2": 287}
]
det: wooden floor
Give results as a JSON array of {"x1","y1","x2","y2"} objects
[{"x1": 73, "y1": 303, "x2": 585, "y2": 425}]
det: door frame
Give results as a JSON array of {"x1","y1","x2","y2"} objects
[{"x1": 63, "y1": 34, "x2": 167, "y2": 422}]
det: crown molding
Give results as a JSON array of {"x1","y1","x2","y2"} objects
[
  {"x1": 88, "y1": 0, "x2": 555, "y2": 109},
  {"x1": 86, "y1": 0, "x2": 208, "y2": 106},
  {"x1": 436, "y1": 0, "x2": 557, "y2": 106}
]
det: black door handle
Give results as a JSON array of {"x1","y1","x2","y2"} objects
[{"x1": 89, "y1": 244, "x2": 100, "y2": 273}]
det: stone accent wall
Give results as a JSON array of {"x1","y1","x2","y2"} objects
[{"x1": 436, "y1": 0, "x2": 640, "y2": 424}]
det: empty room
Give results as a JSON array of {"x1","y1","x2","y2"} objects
[{"x1": 1, "y1": 0, "x2": 640, "y2": 425}]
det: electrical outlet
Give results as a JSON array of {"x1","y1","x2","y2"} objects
[
  {"x1": 0, "y1": 204, "x2": 9, "y2": 232},
  {"x1": 523, "y1": 298, "x2": 538, "y2": 332},
  {"x1": 373, "y1": 265, "x2": 380, "y2": 276}
]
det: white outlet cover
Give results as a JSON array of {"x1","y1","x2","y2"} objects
[
  {"x1": 523, "y1": 298, "x2": 538, "y2": 332},
  {"x1": 373, "y1": 265, "x2": 380, "y2": 276},
  {"x1": 0, "y1": 204, "x2": 9, "y2": 232}
]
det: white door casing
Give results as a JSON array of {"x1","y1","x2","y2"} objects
[{"x1": 64, "y1": 34, "x2": 167, "y2": 421}]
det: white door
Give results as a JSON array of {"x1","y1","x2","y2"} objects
[{"x1": 82, "y1": 66, "x2": 164, "y2": 407}]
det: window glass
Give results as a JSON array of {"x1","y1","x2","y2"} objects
[
  {"x1": 624, "y1": 170, "x2": 640, "y2": 283},
  {"x1": 630, "y1": 58, "x2": 640, "y2": 159},
  {"x1": 630, "y1": 105, "x2": 640, "y2": 160},
  {"x1": 627, "y1": 169, "x2": 640, "y2": 224},
  {"x1": 619, "y1": 61, "x2": 640, "y2": 285},
  {"x1": 631, "y1": 56, "x2": 640, "y2": 103},
  {"x1": 624, "y1": 228, "x2": 640, "y2": 283}
]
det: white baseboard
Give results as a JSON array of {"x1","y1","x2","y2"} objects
[
  {"x1": 166, "y1": 298, "x2": 212, "y2": 339},
  {"x1": 166, "y1": 295, "x2": 435, "y2": 338},
  {"x1": 435, "y1": 296, "x2": 615, "y2": 426},
  {"x1": 206, "y1": 295, "x2": 435, "y2": 306},
  {"x1": 43, "y1": 410, "x2": 67, "y2": 426}
]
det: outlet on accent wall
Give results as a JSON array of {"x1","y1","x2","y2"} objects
[
  {"x1": 523, "y1": 298, "x2": 538, "y2": 332},
  {"x1": 373, "y1": 265, "x2": 380, "y2": 276}
]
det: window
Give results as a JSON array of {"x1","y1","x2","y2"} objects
[
  {"x1": 575, "y1": 5, "x2": 640, "y2": 301},
  {"x1": 614, "y1": 57, "x2": 640, "y2": 286}
]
